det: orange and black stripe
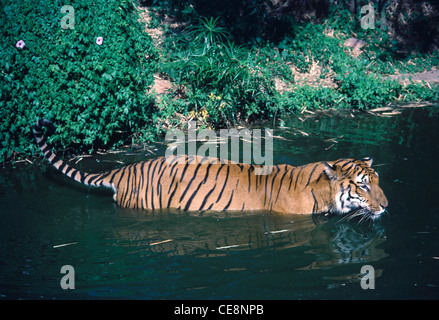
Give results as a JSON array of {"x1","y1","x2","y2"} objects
[{"x1": 33, "y1": 119, "x2": 387, "y2": 215}]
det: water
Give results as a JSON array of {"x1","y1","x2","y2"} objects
[{"x1": 1, "y1": 106, "x2": 439, "y2": 299}]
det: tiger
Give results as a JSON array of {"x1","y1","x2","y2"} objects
[{"x1": 33, "y1": 119, "x2": 388, "y2": 219}]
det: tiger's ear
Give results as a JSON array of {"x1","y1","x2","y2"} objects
[
  {"x1": 323, "y1": 161, "x2": 339, "y2": 180},
  {"x1": 362, "y1": 157, "x2": 373, "y2": 167}
]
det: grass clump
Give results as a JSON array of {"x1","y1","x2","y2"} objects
[{"x1": 156, "y1": 17, "x2": 282, "y2": 129}]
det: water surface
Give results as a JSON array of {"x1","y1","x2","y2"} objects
[{"x1": 1, "y1": 106, "x2": 439, "y2": 299}]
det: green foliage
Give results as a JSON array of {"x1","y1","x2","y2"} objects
[
  {"x1": 149, "y1": 0, "x2": 291, "y2": 44},
  {"x1": 336, "y1": 74, "x2": 402, "y2": 109},
  {"x1": 158, "y1": 17, "x2": 277, "y2": 128},
  {"x1": 187, "y1": 17, "x2": 229, "y2": 47},
  {"x1": 276, "y1": 17, "x2": 435, "y2": 111},
  {"x1": 403, "y1": 83, "x2": 439, "y2": 102},
  {"x1": 0, "y1": 0, "x2": 157, "y2": 161},
  {"x1": 279, "y1": 86, "x2": 345, "y2": 111},
  {"x1": 1, "y1": 0, "x2": 438, "y2": 162},
  {"x1": 154, "y1": 9, "x2": 438, "y2": 132},
  {"x1": 279, "y1": 22, "x2": 344, "y2": 73}
]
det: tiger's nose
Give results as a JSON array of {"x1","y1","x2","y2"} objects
[{"x1": 380, "y1": 202, "x2": 388, "y2": 210}]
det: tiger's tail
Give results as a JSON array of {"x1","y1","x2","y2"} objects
[{"x1": 33, "y1": 119, "x2": 112, "y2": 188}]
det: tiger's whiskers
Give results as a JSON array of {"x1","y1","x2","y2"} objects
[{"x1": 338, "y1": 208, "x2": 372, "y2": 224}]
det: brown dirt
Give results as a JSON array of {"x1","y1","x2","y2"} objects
[
  {"x1": 384, "y1": 69, "x2": 439, "y2": 84},
  {"x1": 137, "y1": 5, "x2": 173, "y2": 96}
]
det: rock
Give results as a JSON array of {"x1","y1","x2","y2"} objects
[{"x1": 344, "y1": 37, "x2": 366, "y2": 49}]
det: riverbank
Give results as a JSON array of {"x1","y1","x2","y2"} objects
[
  {"x1": 1, "y1": 1, "x2": 438, "y2": 164},
  {"x1": 4, "y1": 101, "x2": 435, "y2": 168}
]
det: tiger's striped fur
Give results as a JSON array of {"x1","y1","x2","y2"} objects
[{"x1": 33, "y1": 119, "x2": 388, "y2": 217}]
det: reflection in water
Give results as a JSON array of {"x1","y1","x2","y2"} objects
[
  {"x1": 111, "y1": 210, "x2": 387, "y2": 266},
  {"x1": 103, "y1": 211, "x2": 388, "y2": 294},
  {"x1": 300, "y1": 218, "x2": 387, "y2": 269}
]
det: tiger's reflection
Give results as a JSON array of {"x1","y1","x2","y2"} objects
[{"x1": 111, "y1": 209, "x2": 387, "y2": 268}]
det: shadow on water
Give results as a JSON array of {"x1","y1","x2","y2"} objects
[{"x1": 1, "y1": 105, "x2": 439, "y2": 299}]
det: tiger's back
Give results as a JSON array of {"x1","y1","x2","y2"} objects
[{"x1": 109, "y1": 155, "x2": 297, "y2": 213}]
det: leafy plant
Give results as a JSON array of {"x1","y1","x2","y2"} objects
[
  {"x1": 2, "y1": 0, "x2": 438, "y2": 162},
  {"x1": 187, "y1": 17, "x2": 229, "y2": 47},
  {"x1": 336, "y1": 73, "x2": 402, "y2": 109},
  {"x1": 158, "y1": 17, "x2": 277, "y2": 128},
  {"x1": 0, "y1": 0, "x2": 158, "y2": 162}
]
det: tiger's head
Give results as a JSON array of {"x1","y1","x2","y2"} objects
[{"x1": 324, "y1": 157, "x2": 388, "y2": 220}]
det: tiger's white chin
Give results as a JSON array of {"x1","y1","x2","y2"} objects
[
  {"x1": 370, "y1": 208, "x2": 386, "y2": 219},
  {"x1": 368, "y1": 211, "x2": 383, "y2": 220},
  {"x1": 357, "y1": 207, "x2": 385, "y2": 221},
  {"x1": 335, "y1": 206, "x2": 385, "y2": 222}
]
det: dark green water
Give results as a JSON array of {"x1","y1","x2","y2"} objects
[{"x1": 1, "y1": 106, "x2": 439, "y2": 299}]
